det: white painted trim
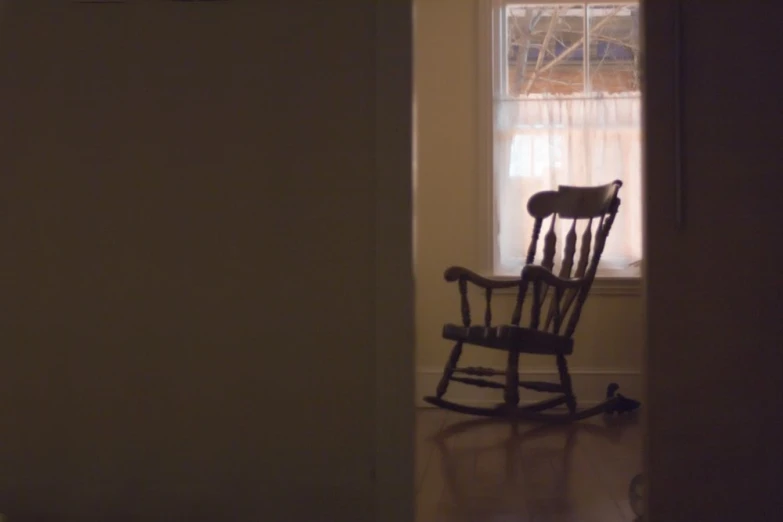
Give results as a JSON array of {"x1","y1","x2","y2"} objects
[
  {"x1": 475, "y1": 272, "x2": 642, "y2": 296},
  {"x1": 475, "y1": 0, "x2": 495, "y2": 273},
  {"x1": 498, "y1": 0, "x2": 638, "y2": 8},
  {"x1": 416, "y1": 366, "x2": 642, "y2": 407},
  {"x1": 591, "y1": 276, "x2": 642, "y2": 295}
]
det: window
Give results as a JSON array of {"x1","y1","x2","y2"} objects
[{"x1": 485, "y1": 1, "x2": 642, "y2": 277}]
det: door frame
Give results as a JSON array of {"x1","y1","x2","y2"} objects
[{"x1": 374, "y1": 2, "x2": 415, "y2": 522}]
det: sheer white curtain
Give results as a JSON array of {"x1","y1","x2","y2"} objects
[{"x1": 493, "y1": 92, "x2": 642, "y2": 275}]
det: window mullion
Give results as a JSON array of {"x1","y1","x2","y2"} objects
[{"x1": 583, "y1": 2, "x2": 591, "y2": 95}]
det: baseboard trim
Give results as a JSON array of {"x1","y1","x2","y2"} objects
[{"x1": 416, "y1": 366, "x2": 642, "y2": 408}]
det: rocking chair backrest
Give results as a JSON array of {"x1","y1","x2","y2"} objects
[{"x1": 512, "y1": 180, "x2": 623, "y2": 338}]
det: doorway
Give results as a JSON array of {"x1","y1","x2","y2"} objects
[{"x1": 412, "y1": 1, "x2": 644, "y2": 520}]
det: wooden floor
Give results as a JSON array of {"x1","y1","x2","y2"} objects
[{"x1": 416, "y1": 407, "x2": 642, "y2": 522}]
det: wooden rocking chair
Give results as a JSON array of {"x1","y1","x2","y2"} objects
[{"x1": 424, "y1": 180, "x2": 640, "y2": 421}]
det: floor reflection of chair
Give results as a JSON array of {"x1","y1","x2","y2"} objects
[{"x1": 430, "y1": 415, "x2": 636, "y2": 521}]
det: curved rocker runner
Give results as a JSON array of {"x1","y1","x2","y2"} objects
[
  {"x1": 423, "y1": 181, "x2": 641, "y2": 422},
  {"x1": 424, "y1": 382, "x2": 640, "y2": 422}
]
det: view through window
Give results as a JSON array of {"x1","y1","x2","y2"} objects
[{"x1": 492, "y1": 2, "x2": 642, "y2": 276}]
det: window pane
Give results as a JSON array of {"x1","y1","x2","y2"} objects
[
  {"x1": 508, "y1": 134, "x2": 564, "y2": 178},
  {"x1": 506, "y1": 4, "x2": 585, "y2": 97},
  {"x1": 587, "y1": 4, "x2": 640, "y2": 93}
]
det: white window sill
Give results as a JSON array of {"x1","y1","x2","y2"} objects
[{"x1": 482, "y1": 267, "x2": 642, "y2": 296}]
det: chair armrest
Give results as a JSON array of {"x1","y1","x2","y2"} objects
[
  {"x1": 521, "y1": 265, "x2": 588, "y2": 291},
  {"x1": 443, "y1": 266, "x2": 522, "y2": 290}
]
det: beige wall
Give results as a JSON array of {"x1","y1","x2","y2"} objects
[
  {"x1": 413, "y1": 0, "x2": 643, "y2": 405},
  {"x1": 0, "y1": 3, "x2": 413, "y2": 521}
]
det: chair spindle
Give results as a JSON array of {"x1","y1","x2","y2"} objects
[
  {"x1": 459, "y1": 278, "x2": 471, "y2": 327},
  {"x1": 484, "y1": 288, "x2": 493, "y2": 327},
  {"x1": 525, "y1": 218, "x2": 543, "y2": 265},
  {"x1": 541, "y1": 215, "x2": 557, "y2": 273},
  {"x1": 530, "y1": 279, "x2": 542, "y2": 330}
]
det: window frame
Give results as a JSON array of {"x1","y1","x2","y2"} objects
[{"x1": 476, "y1": 0, "x2": 642, "y2": 291}]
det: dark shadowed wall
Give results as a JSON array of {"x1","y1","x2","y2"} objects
[{"x1": 0, "y1": 3, "x2": 413, "y2": 521}]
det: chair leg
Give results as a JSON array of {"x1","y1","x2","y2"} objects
[
  {"x1": 556, "y1": 354, "x2": 577, "y2": 413},
  {"x1": 436, "y1": 341, "x2": 464, "y2": 398},
  {"x1": 504, "y1": 349, "x2": 520, "y2": 406}
]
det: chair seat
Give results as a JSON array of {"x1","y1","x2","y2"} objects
[{"x1": 442, "y1": 324, "x2": 574, "y2": 355}]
